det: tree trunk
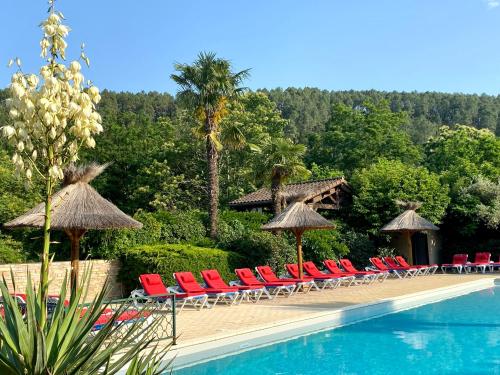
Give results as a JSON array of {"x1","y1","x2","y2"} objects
[
  {"x1": 271, "y1": 174, "x2": 283, "y2": 217},
  {"x1": 206, "y1": 115, "x2": 219, "y2": 239}
]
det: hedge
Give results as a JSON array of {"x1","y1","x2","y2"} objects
[{"x1": 119, "y1": 243, "x2": 246, "y2": 292}]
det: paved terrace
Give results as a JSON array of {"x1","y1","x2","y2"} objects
[{"x1": 174, "y1": 273, "x2": 497, "y2": 345}]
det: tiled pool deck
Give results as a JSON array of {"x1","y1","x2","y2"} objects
[{"x1": 174, "y1": 273, "x2": 497, "y2": 345}]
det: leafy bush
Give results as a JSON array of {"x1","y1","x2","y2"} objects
[
  {"x1": 223, "y1": 231, "x2": 296, "y2": 271},
  {"x1": 377, "y1": 246, "x2": 397, "y2": 258},
  {"x1": 302, "y1": 229, "x2": 349, "y2": 264},
  {"x1": 119, "y1": 244, "x2": 246, "y2": 291},
  {"x1": 84, "y1": 210, "x2": 206, "y2": 259},
  {"x1": 339, "y1": 229, "x2": 377, "y2": 268},
  {"x1": 0, "y1": 234, "x2": 26, "y2": 263}
]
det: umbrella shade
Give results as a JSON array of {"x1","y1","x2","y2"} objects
[
  {"x1": 4, "y1": 164, "x2": 142, "y2": 291},
  {"x1": 380, "y1": 209, "x2": 439, "y2": 233},
  {"x1": 261, "y1": 201, "x2": 335, "y2": 232},
  {"x1": 262, "y1": 202, "x2": 334, "y2": 279},
  {"x1": 380, "y1": 207, "x2": 438, "y2": 265}
]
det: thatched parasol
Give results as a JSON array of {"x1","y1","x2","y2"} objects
[
  {"x1": 4, "y1": 163, "x2": 142, "y2": 290},
  {"x1": 381, "y1": 202, "x2": 439, "y2": 264},
  {"x1": 262, "y1": 201, "x2": 334, "y2": 278}
]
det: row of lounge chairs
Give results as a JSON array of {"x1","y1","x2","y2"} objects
[
  {"x1": 0, "y1": 293, "x2": 150, "y2": 332},
  {"x1": 442, "y1": 252, "x2": 500, "y2": 274},
  {"x1": 131, "y1": 256, "x2": 437, "y2": 312}
]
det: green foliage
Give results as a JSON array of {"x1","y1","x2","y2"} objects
[
  {"x1": 0, "y1": 149, "x2": 42, "y2": 225},
  {"x1": 338, "y1": 229, "x2": 377, "y2": 268},
  {"x1": 0, "y1": 233, "x2": 26, "y2": 263},
  {"x1": 219, "y1": 92, "x2": 289, "y2": 204},
  {"x1": 351, "y1": 159, "x2": 450, "y2": 233},
  {"x1": 119, "y1": 244, "x2": 246, "y2": 290},
  {"x1": 307, "y1": 101, "x2": 421, "y2": 175},
  {"x1": 0, "y1": 274, "x2": 169, "y2": 375},
  {"x1": 264, "y1": 88, "x2": 500, "y2": 142},
  {"x1": 377, "y1": 246, "x2": 397, "y2": 258},
  {"x1": 85, "y1": 210, "x2": 206, "y2": 259},
  {"x1": 459, "y1": 177, "x2": 500, "y2": 229},
  {"x1": 216, "y1": 210, "x2": 295, "y2": 269},
  {"x1": 302, "y1": 229, "x2": 349, "y2": 264},
  {"x1": 309, "y1": 163, "x2": 344, "y2": 180},
  {"x1": 425, "y1": 125, "x2": 500, "y2": 196}
]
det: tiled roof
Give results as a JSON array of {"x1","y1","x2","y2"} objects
[{"x1": 229, "y1": 177, "x2": 350, "y2": 207}]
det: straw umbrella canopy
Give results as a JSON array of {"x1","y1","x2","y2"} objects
[
  {"x1": 380, "y1": 202, "x2": 439, "y2": 264},
  {"x1": 262, "y1": 201, "x2": 334, "y2": 278},
  {"x1": 4, "y1": 164, "x2": 142, "y2": 290}
]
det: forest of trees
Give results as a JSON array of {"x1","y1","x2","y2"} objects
[
  {"x1": 264, "y1": 88, "x2": 500, "y2": 142},
  {"x1": 0, "y1": 86, "x2": 499, "y2": 266}
]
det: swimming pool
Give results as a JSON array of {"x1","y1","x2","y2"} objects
[{"x1": 174, "y1": 286, "x2": 500, "y2": 374}]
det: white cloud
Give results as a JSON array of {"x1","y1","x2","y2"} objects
[{"x1": 486, "y1": 0, "x2": 500, "y2": 8}]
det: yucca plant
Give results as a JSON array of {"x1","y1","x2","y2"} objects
[{"x1": 0, "y1": 270, "x2": 172, "y2": 374}]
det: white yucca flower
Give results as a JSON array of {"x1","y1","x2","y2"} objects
[{"x1": 3, "y1": 6, "x2": 103, "y2": 182}]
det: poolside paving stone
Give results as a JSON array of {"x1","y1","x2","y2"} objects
[{"x1": 174, "y1": 274, "x2": 497, "y2": 345}]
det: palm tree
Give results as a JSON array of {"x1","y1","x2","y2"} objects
[
  {"x1": 259, "y1": 138, "x2": 311, "y2": 217},
  {"x1": 171, "y1": 52, "x2": 250, "y2": 238}
]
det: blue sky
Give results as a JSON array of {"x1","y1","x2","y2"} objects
[{"x1": 1, "y1": 0, "x2": 500, "y2": 95}]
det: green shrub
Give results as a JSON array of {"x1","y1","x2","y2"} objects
[
  {"x1": 302, "y1": 229, "x2": 349, "y2": 264},
  {"x1": 84, "y1": 210, "x2": 206, "y2": 259},
  {"x1": 340, "y1": 229, "x2": 377, "y2": 268},
  {"x1": 119, "y1": 244, "x2": 246, "y2": 292},
  {"x1": 223, "y1": 231, "x2": 296, "y2": 271},
  {"x1": 219, "y1": 210, "x2": 271, "y2": 231},
  {"x1": 377, "y1": 246, "x2": 397, "y2": 258},
  {"x1": 0, "y1": 234, "x2": 26, "y2": 263}
]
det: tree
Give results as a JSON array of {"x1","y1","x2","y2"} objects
[
  {"x1": 458, "y1": 176, "x2": 500, "y2": 230},
  {"x1": 218, "y1": 92, "x2": 288, "y2": 204},
  {"x1": 257, "y1": 138, "x2": 310, "y2": 216},
  {"x1": 171, "y1": 52, "x2": 250, "y2": 238},
  {"x1": 350, "y1": 159, "x2": 450, "y2": 234},
  {"x1": 1, "y1": 2, "x2": 102, "y2": 322},
  {"x1": 425, "y1": 125, "x2": 500, "y2": 197},
  {"x1": 307, "y1": 101, "x2": 421, "y2": 175}
]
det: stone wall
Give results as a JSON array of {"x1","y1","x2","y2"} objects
[{"x1": 0, "y1": 259, "x2": 124, "y2": 301}]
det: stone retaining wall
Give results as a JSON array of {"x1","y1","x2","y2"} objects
[{"x1": 0, "y1": 259, "x2": 124, "y2": 301}]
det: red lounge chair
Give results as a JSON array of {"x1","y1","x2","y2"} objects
[
  {"x1": 234, "y1": 268, "x2": 296, "y2": 298},
  {"x1": 383, "y1": 257, "x2": 423, "y2": 276},
  {"x1": 369, "y1": 257, "x2": 417, "y2": 279},
  {"x1": 201, "y1": 269, "x2": 266, "y2": 303},
  {"x1": 468, "y1": 252, "x2": 492, "y2": 273},
  {"x1": 323, "y1": 260, "x2": 375, "y2": 284},
  {"x1": 132, "y1": 273, "x2": 209, "y2": 312},
  {"x1": 255, "y1": 265, "x2": 317, "y2": 293},
  {"x1": 395, "y1": 256, "x2": 438, "y2": 275},
  {"x1": 91, "y1": 309, "x2": 151, "y2": 332},
  {"x1": 286, "y1": 263, "x2": 340, "y2": 289},
  {"x1": 301, "y1": 262, "x2": 355, "y2": 287},
  {"x1": 441, "y1": 254, "x2": 468, "y2": 274},
  {"x1": 490, "y1": 255, "x2": 500, "y2": 270},
  {"x1": 174, "y1": 271, "x2": 240, "y2": 306},
  {"x1": 338, "y1": 259, "x2": 387, "y2": 282},
  {"x1": 5, "y1": 294, "x2": 150, "y2": 332}
]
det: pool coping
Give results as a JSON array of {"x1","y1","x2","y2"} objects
[{"x1": 168, "y1": 277, "x2": 498, "y2": 370}]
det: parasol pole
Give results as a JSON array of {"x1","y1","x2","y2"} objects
[
  {"x1": 65, "y1": 228, "x2": 86, "y2": 296},
  {"x1": 293, "y1": 228, "x2": 305, "y2": 279},
  {"x1": 406, "y1": 230, "x2": 413, "y2": 265}
]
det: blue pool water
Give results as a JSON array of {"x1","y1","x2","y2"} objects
[{"x1": 175, "y1": 287, "x2": 500, "y2": 374}]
